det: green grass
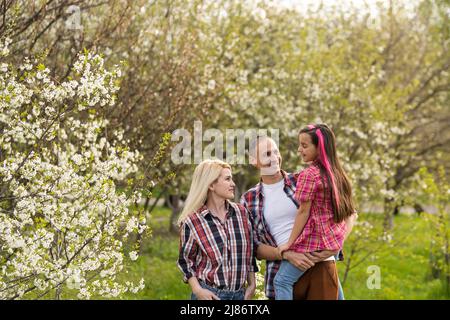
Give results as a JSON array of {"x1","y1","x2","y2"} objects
[
  {"x1": 338, "y1": 213, "x2": 446, "y2": 299},
  {"x1": 30, "y1": 207, "x2": 446, "y2": 299},
  {"x1": 125, "y1": 207, "x2": 449, "y2": 300}
]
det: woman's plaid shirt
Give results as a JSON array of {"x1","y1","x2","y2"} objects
[{"x1": 177, "y1": 200, "x2": 258, "y2": 291}]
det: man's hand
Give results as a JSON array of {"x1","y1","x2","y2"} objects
[
  {"x1": 282, "y1": 251, "x2": 315, "y2": 272},
  {"x1": 307, "y1": 250, "x2": 339, "y2": 263}
]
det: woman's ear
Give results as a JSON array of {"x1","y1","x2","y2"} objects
[{"x1": 208, "y1": 182, "x2": 215, "y2": 192}]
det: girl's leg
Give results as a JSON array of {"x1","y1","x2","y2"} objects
[
  {"x1": 274, "y1": 260, "x2": 305, "y2": 300},
  {"x1": 337, "y1": 278, "x2": 345, "y2": 300}
]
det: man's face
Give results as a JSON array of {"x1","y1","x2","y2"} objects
[{"x1": 253, "y1": 138, "x2": 282, "y2": 175}]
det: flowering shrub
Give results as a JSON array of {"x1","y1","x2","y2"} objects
[{"x1": 0, "y1": 39, "x2": 146, "y2": 299}]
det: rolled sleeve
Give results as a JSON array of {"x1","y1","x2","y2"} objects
[
  {"x1": 177, "y1": 222, "x2": 198, "y2": 283},
  {"x1": 295, "y1": 170, "x2": 317, "y2": 203},
  {"x1": 240, "y1": 195, "x2": 262, "y2": 249},
  {"x1": 244, "y1": 208, "x2": 259, "y2": 273}
]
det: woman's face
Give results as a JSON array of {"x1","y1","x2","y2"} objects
[
  {"x1": 209, "y1": 168, "x2": 235, "y2": 200},
  {"x1": 298, "y1": 133, "x2": 318, "y2": 163}
]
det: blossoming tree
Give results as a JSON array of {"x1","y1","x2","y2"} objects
[{"x1": 0, "y1": 39, "x2": 146, "y2": 299}]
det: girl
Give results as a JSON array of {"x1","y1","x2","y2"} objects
[
  {"x1": 274, "y1": 124, "x2": 357, "y2": 300},
  {"x1": 177, "y1": 159, "x2": 257, "y2": 300}
]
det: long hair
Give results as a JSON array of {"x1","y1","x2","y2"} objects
[
  {"x1": 299, "y1": 124, "x2": 356, "y2": 223},
  {"x1": 177, "y1": 159, "x2": 231, "y2": 226}
]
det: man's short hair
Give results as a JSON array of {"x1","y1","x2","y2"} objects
[{"x1": 249, "y1": 134, "x2": 271, "y2": 159}]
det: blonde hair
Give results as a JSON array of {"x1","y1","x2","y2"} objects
[{"x1": 177, "y1": 159, "x2": 231, "y2": 226}]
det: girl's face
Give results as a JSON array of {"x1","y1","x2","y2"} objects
[
  {"x1": 298, "y1": 133, "x2": 318, "y2": 163},
  {"x1": 209, "y1": 168, "x2": 236, "y2": 200}
]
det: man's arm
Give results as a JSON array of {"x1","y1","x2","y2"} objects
[
  {"x1": 344, "y1": 212, "x2": 358, "y2": 240},
  {"x1": 256, "y1": 243, "x2": 281, "y2": 261},
  {"x1": 256, "y1": 243, "x2": 315, "y2": 272}
]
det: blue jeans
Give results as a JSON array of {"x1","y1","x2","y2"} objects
[
  {"x1": 274, "y1": 260, "x2": 345, "y2": 300},
  {"x1": 338, "y1": 279, "x2": 345, "y2": 300},
  {"x1": 191, "y1": 281, "x2": 245, "y2": 300},
  {"x1": 274, "y1": 260, "x2": 305, "y2": 300}
]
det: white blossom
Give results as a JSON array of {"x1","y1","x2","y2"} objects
[{"x1": 0, "y1": 45, "x2": 145, "y2": 300}]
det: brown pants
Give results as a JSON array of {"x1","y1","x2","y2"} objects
[{"x1": 293, "y1": 261, "x2": 339, "y2": 300}]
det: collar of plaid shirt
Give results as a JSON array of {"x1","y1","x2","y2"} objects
[
  {"x1": 197, "y1": 199, "x2": 235, "y2": 219},
  {"x1": 241, "y1": 170, "x2": 299, "y2": 299}
]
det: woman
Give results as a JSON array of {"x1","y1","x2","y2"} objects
[{"x1": 177, "y1": 159, "x2": 257, "y2": 300}]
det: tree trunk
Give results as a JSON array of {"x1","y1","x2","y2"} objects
[
  {"x1": 393, "y1": 205, "x2": 400, "y2": 216},
  {"x1": 413, "y1": 203, "x2": 425, "y2": 216},
  {"x1": 342, "y1": 257, "x2": 352, "y2": 286},
  {"x1": 234, "y1": 175, "x2": 249, "y2": 202},
  {"x1": 383, "y1": 197, "x2": 394, "y2": 230},
  {"x1": 55, "y1": 285, "x2": 62, "y2": 300},
  {"x1": 166, "y1": 194, "x2": 181, "y2": 234}
]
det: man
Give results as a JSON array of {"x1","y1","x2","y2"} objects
[{"x1": 241, "y1": 135, "x2": 356, "y2": 300}]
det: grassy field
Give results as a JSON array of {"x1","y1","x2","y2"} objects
[{"x1": 119, "y1": 206, "x2": 449, "y2": 300}]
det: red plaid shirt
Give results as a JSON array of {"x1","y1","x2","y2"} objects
[
  {"x1": 177, "y1": 201, "x2": 258, "y2": 291},
  {"x1": 291, "y1": 161, "x2": 347, "y2": 253}
]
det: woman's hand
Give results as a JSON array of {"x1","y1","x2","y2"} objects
[
  {"x1": 193, "y1": 287, "x2": 220, "y2": 300},
  {"x1": 244, "y1": 283, "x2": 256, "y2": 300}
]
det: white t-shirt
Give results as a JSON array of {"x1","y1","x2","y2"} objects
[
  {"x1": 261, "y1": 179, "x2": 298, "y2": 246},
  {"x1": 262, "y1": 178, "x2": 336, "y2": 261}
]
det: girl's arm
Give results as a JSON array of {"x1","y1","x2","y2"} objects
[{"x1": 278, "y1": 201, "x2": 312, "y2": 254}]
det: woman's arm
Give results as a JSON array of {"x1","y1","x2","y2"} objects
[
  {"x1": 244, "y1": 272, "x2": 256, "y2": 300},
  {"x1": 177, "y1": 222, "x2": 201, "y2": 283}
]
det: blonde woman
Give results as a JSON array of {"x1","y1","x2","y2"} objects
[{"x1": 177, "y1": 159, "x2": 257, "y2": 300}]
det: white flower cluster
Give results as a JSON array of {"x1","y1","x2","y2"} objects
[
  {"x1": 0, "y1": 37, "x2": 11, "y2": 56},
  {"x1": 0, "y1": 40, "x2": 146, "y2": 299}
]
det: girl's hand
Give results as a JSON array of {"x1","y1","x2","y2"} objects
[
  {"x1": 244, "y1": 284, "x2": 256, "y2": 300},
  {"x1": 277, "y1": 243, "x2": 290, "y2": 258},
  {"x1": 193, "y1": 287, "x2": 220, "y2": 300}
]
